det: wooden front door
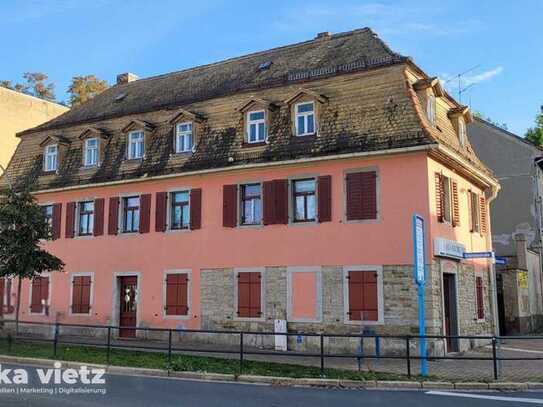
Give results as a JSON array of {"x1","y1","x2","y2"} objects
[
  {"x1": 119, "y1": 276, "x2": 137, "y2": 338},
  {"x1": 443, "y1": 273, "x2": 459, "y2": 352}
]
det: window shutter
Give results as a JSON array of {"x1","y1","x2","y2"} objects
[
  {"x1": 346, "y1": 172, "x2": 377, "y2": 221},
  {"x1": 346, "y1": 173, "x2": 363, "y2": 220},
  {"x1": 435, "y1": 173, "x2": 444, "y2": 223},
  {"x1": 139, "y1": 194, "x2": 152, "y2": 234},
  {"x1": 52, "y1": 203, "x2": 62, "y2": 240},
  {"x1": 108, "y1": 197, "x2": 120, "y2": 235},
  {"x1": 155, "y1": 192, "x2": 168, "y2": 232},
  {"x1": 94, "y1": 198, "x2": 105, "y2": 236},
  {"x1": 72, "y1": 276, "x2": 82, "y2": 314},
  {"x1": 166, "y1": 274, "x2": 189, "y2": 316},
  {"x1": 479, "y1": 196, "x2": 487, "y2": 234},
  {"x1": 476, "y1": 276, "x2": 484, "y2": 319},
  {"x1": 30, "y1": 278, "x2": 42, "y2": 313},
  {"x1": 274, "y1": 179, "x2": 289, "y2": 224},
  {"x1": 0, "y1": 278, "x2": 4, "y2": 315},
  {"x1": 65, "y1": 202, "x2": 76, "y2": 238},
  {"x1": 263, "y1": 181, "x2": 275, "y2": 225},
  {"x1": 348, "y1": 271, "x2": 378, "y2": 321},
  {"x1": 317, "y1": 175, "x2": 332, "y2": 222},
  {"x1": 237, "y1": 272, "x2": 261, "y2": 318},
  {"x1": 223, "y1": 185, "x2": 238, "y2": 228},
  {"x1": 6, "y1": 279, "x2": 12, "y2": 313},
  {"x1": 451, "y1": 180, "x2": 460, "y2": 227},
  {"x1": 190, "y1": 188, "x2": 202, "y2": 230},
  {"x1": 360, "y1": 172, "x2": 377, "y2": 220}
]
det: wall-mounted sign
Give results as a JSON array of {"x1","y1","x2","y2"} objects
[
  {"x1": 413, "y1": 215, "x2": 426, "y2": 285},
  {"x1": 495, "y1": 256, "x2": 507, "y2": 265},
  {"x1": 464, "y1": 251, "x2": 494, "y2": 259},
  {"x1": 434, "y1": 238, "x2": 465, "y2": 260}
]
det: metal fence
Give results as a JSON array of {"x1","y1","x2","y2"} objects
[{"x1": 0, "y1": 320, "x2": 542, "y2": 382}]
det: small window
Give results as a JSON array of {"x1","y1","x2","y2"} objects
[
  {"x1": 442, "y1": 175, "x2": 452, "y2": 223},
  {"x1": 175, "y1": 122, "x2": 193, "y2": 153},
  {"x1": 470, "y1": 191, "x2": 480, "y2": 233},
  {"x1": 292, "y1": 179, "x2": 316, "y2": 222},
  {"x1": 122, "y1": 196, "x2": 140, "y2": 233},
  {"x1": 30, "y1": 276, "x2": 49, "y2": 314},
  {"x1": 44, "y1": 145, "x2": 58, "y2": 172},
  {"x1": 84, "y1": 138, "x2": 99, "y2": 166},
  {"x1": 427, "y1": 95, "x2": 436, "y2": 125},
  {"x1": 295, "y1": 102, "x2": 316, "y2": 136},
  {"x1": 240, "y1": 184, "x2": 262, "y2": 225},
  {"x1": 475, "y1": 276, "x2": 484, "y2": 320},
  {"x1": 71, "y1": 275, "x2": 92, "y2": 314},
  {"x1": 127, "y1": 131, "x2": 144, "y2": 159},
  {"x1": 237, "y1": 272, "x2": 261, "y2": 318},
  {"x1": 459, "y1": 119, "x2": 467, "y2": 146},
  {"x1": 170, "y1": 191, "x2": 190, "y2": 230},
  {"x1": 247, "y1": 110, "x2": 267, "y2": 143},
  {"x1": 42, "y1": 205, "x2": 54, "y2": 228},
  {"x1": 78, "y1": 201, "x2": 94, "y2": 236},
  {"x1": 347, "y1": 270, "x2": 378, "y2": 321},
  {"x1": 165, "y1": 273, "x2": 189, "y2": 316}
]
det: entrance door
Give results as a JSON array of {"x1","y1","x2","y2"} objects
[
  {"x1": 443, "y1": 273, "x2": 459, "y2": 352},
  {"x1": 496, "y1": 274, "x2": 507, "y2": 336},
  {"x1": 119, "y1": 276, "x2": 137, "y2": 338}
]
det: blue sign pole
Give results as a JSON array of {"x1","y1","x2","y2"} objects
[{"x1": 412, "y1": 214, "x2": 428, "y2": 376}]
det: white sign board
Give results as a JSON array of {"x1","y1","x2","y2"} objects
[
  {"x1": 414, "y1": 216, "x2": 425, "y2": 284},
  {"x1": 274, "y1": 319, "x2": 287, "y2": 351},
  {"x1": 433, "y1": 238, "x2": 465, "y2": 260}
]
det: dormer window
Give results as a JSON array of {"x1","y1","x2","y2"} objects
[
  {"x1": 44, "y1": 145, "x2": 58, "y2": 172},
  {"x1": 459, "y1": 119, "x2": 467, "y2": 146},
  {"x1": 295, "y1": 102, "x2": 316, "y2": 137},
  {"x1": 84, "y1": 138, "x2": 99, "y2": 166},
  {"x1": 175, "y1": 122, "x2": 193, "y2": 153},
  {"x1": 426, "y1": 94, "x2": 436, "y2": 125},
  {"x1": 247, "y1": 110, "x2": 267, "y2": 143},
  {"x1": 128, "y1": 131, "x2": 144, "y2": 159}
]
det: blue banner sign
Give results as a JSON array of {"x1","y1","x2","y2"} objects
[
  {"x1": 413, "y1": 215, "x2": 425, "y2": 285},
  {"x1": 495, "y1": 256, "x2": 507, "y2": 265},
  {"x1": 463, "y1": 251, "x2": 494, "y2": 259}
]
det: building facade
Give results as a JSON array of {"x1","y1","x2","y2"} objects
[
  {"x1": 468, "y1": 118, "x2": 543, "y2": 334},
  {"x1": 0, "y1": 29, "x2": 499, "y2": 353},
  {"x1": 0, "y1": 87, "x2": 68, "y2": 174}
]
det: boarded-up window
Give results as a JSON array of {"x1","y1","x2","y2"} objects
[
  {"x1": 189, "y1": 188, "x2": 202, "y2": 230},
  {"x1": 289, "y1": 271, "x2": 318, "y2": 321},
  {"x1": 30, "y1": 276, "x2": 49, "y2": 314},
  {"x1": 165, "y1": 274, "x2": 189, "y2": 316},
  {"x1": 476, "y1": 276, "x2": 484, "y2": 320},
  {"x1": 346, "y1": 171, "x2": 377, "y2": 221},
  {"x1": 348, "y1": 270, "x2": 378, "y2": 321},
  {"x1": 71, "y1": 275, "x2": 92, "y2": 314},
  {"x1": 237, "y1": 272, "x2": 261, "y2": 318}
]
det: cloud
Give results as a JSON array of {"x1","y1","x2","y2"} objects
[{"x1": 462, "y1": 66, "x2": 504, "y2": 86}]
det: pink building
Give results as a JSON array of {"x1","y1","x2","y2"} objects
[{"x1": 1, "y1": 28, "x2": 499, "y2": 353}]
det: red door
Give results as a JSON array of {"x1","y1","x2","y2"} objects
[{"x1": 119, "y1": 276, "x2": 137, "y2": 338}]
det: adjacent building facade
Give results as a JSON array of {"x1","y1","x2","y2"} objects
[
  {"x1": 0, "y1": 87, "x2": 68, "y2": 174},
  {"x1": 468, "y1": 118, "x2": 543, "y2": 334},
  {"x1": 0, "y1": 29, "x2": 499, "y2": 353}
]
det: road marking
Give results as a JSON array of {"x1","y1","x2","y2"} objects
[
  {"x1": 484, "y1": 345, "x2": 543, "y2": 355},
  {"x1": 427, "y1": 391, "x2": 543, "y2": 404}
]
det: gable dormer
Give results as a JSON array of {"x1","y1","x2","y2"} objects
[
  {"x1": 448, "y1": 106, "x2": 473, "y2": 147},
  {"x1": 169, "y1": 109, "x2": 204, "y2": 154},
  {"x1": 121, "y1": 120, "x2": 155, "y2": 160},
  {"x1": 39, "y1": 135, "x2": 69, "y2": 173},
  {"x1": 284, "y1": 89, "x2": 327, "y2": 137},
  {"x1": 236, "y1": 98, "x2": 277, "y2": 145},
  {"x1": 78, "y1": 128, "x2": 110, "y2": 167},
  {"x1": 413, "y1": 77, "x2": 444, "y2": 126}
]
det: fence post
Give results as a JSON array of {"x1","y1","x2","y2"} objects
[
  {"x1": 106, "y1": 327, "x2": 111, "y2": 365},
  {"x1": 405, "y1": 336, "x2": 411, "y2": 378},
  {"x1": 7, "y1": 333, "x2": 12, "y2": 353},
  {"x1": 53, "y1": 323, "x2": 59, "y2": 357},
  {"x1": 320, "y1": 334, "x2": 324, "y2": 375},
  {"x1": 239, "y1": 332, "x2": 244, "y2": 375},
  {"x1": 168, "y1": 330, "x2": 172, "y2": 369},
  {"x1": 491, "y1": 336, "x2": 498, "y2": 380}
]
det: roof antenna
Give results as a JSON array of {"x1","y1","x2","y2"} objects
[{"x1": 444, "y1": 64, "x2": 480, "y2": 103}]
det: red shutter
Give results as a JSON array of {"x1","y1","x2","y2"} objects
[
  {"x1": 52, "y1": 203, "x2": 62, "y2": 240},
  {"x1": 346, "y1": 172, "x2": 377, "y2": 221},
  {"x1": 139, "y1": 194, "x2": 152, "y2": 234},
  {"x1": 72, "y1": 276, "x2": 92, "y2": 314},
  {"x1": 155, "y1": 192, "x2": 168, "y2": 232},
  {"x1": 317, "y1": 175, "x2": 332, "y2": 222},
  {"x1": 223, "y1": 185, "x2": 238, "y2": 228},
  {"x1": 273, "y1": 179, "x2": 289, "y2": 224},
  {"x1": 72, "y1": 276, "x2": 82, "y2": 314},
  {"x1": 263, "y1": 181, "x2": 275, "y2": 225},
  {"x1": 31, "y1": 277, "x2": 49, "y2": 314},
  {"x1": 452, "y1": 180, "x2": 460, "y2": 227},
  {"x1": 108, "y1": 197, "x2": 119, "y2": 235},
  {"x1": 94, "y1": 198, "x2": 104, "y2": 236},
  {"x1": 190, "y1": 188, "x2": 202, "y2": 230},
  {"x1": 476, "y1": 276, "x2": 484, "y2": 319},
  {"x1": 435, "y1": 173, "x2": 444, "y2": 223},
  {"x1": 348, "y1": 271, "x2": 378, "y2": 321},
  {"x1": 346, "y1": 172, "x2": 363, "y2": 221},
  {"x1": 237, "y1": 272, "x2": 261, "y2": 318},
  {"x1": 65, "y1": 202, "x2": 76, "y2": 238},
  {"x1": 165, "y1": 274, "x2": 188, "y2": 316},
  {"x1": 480, "y1": 196, "x2": 487, "y2": 234}
]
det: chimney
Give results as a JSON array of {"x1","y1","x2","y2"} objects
[
  {"x1": 315, "y1": 31, "x2": 331, "y2": 40},
  {"x1": 116, "y1": 72, "x2": 139, "y2": 85}
]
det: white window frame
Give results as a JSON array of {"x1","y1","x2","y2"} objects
[
  {"x1": 343, "y1": 265, "x2": 384, "y2": 325},
  {"x1": 167, "y1": 189, "x2": 191, "y2": 232},
  {"x1": 175, "y1": 122, "x2": 194, "y2": 153},
  {"x1": 286, "y1": 267, "x2": 322, "y2": 323},
  {"x1": 84, "y1": 138, "x2": 99, "y2": 167},
  {"x1": 162, "y1": 269, "x2": 192, "y2": 320},
  {"x1": 458, "y1": 119, "x2": 467, "y2": 146},
  {"x1": 44, "y1": 144, "x2": 58, "y2": 172},
  {"x1": 28, "y1": 274, "x2": 51, "y2": 316},
  {"x1": 246, "y1": 110, "x2": 267, "y2": 143},
  {"x1": 239, "y1": 182, "x2": 263, "y2": 226},
  {"x1": 127, "y1": 131, "x2": 145, "y2": 160},
  {"x1": 295, "y1": 101, "x2": 316, "y2": 137},
  {"x1": 233, "y1": 267, "x2": 266, "y2": 322},
  {"x1": 75, "y1": 200, "x2": 95, "y2": 237},
  {"x1": 68, "y1": 272, "x2": 94, "y2": 316},
  {"x1": 426, "y1": 94, "x2": 436, "y2": 125}
]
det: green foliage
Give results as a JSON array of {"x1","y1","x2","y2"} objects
[
  {"x1": 68, "y1": 75, "x2": 109, "y2": 107},
  {"x1": 0, "y1": 188, "x2": 64, "y2": 280},
  {"x1": 525, "y1": 105, "x2": 543, "y2": 147},
  {"x1": 0, "y1": 72, "x2": 55, "y2": 101}
]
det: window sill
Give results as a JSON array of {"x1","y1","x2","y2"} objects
[
  {"x1": 80, "y1": 165, "x2": 99, "y2": 171},
  {"x1": 344, "y1": 218, "x2": 380, "y2": 225},
  {"x1": 166, "y1": 228, "x2": 191, "y2": 234},
  {"x1": 123, "y1": 158, "x2": 144, "y2": 164},
  {"x1": 163, "y1": 314, "x2": 192, "y2": 320},
  {"x1": 344, "y1": 319, "x2": 383, "y2": 326},
  {"x1": 233, "y1": 316, "x2": 265, "y2": 322},
  {"x1": 74, "y1": 235, "x2": 94, "y2": 240},
  {"x1": 238, "y1": 223, "x2": 263, "y2": 229},
  {"x1": 242, "y1": 141, "x2": 267, "y2": 148},
  {"x1": 289, "y1": 220, "x2": 318, "y2": 227},
  {"x1": 294, "y1": 133, "x2": 316, "y2": 139},
  {"x1": 170, "y1": 151, "x2": 193, "y2": 157}
]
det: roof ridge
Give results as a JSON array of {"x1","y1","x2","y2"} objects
[{"x1": 473, "y1": 116, "x2": 543, "y2": 151}]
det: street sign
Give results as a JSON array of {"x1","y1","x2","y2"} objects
[
  {"x1": 413, "y1": 215, "x2": 425, "y2": 285},
  {"x1": 463, "y1": 251, "x2": 494, "y2": 259},
  {"x1": 495, "y1": 256, "x2": 507, "y2": 265}
]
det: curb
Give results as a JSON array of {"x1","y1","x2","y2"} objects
[{"x1": 0, "y1": 355, "x2": 539, "y2": 392}]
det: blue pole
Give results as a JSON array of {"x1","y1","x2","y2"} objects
[
  {"x1": 418, "y1": 282, "x2": 428, "y2": 376},
  {"x1": 413, "y1": 214, "x2": 428, "y2": 377}
]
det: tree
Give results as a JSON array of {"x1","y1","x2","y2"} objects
[
  {"x1": 0, "y1": 186, "x2": 64, "y2": 332},
  {"x1": 525, "y1": 105, "x2": 543, "y2": 147},
  {"x1": 68, "y1": 75, "x2": 109, "y2": 107},
  {"x1": 23, "y1": 72, "x2": 55, "y2": 101}
]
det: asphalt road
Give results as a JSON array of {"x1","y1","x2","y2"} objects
[{"x1": 0, "y1": 363, "x2": 541, "y2": 406}]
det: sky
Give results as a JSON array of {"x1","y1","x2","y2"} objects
[{"x1": 1, "y1": 0, "x2": 541, "y2": 136}]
